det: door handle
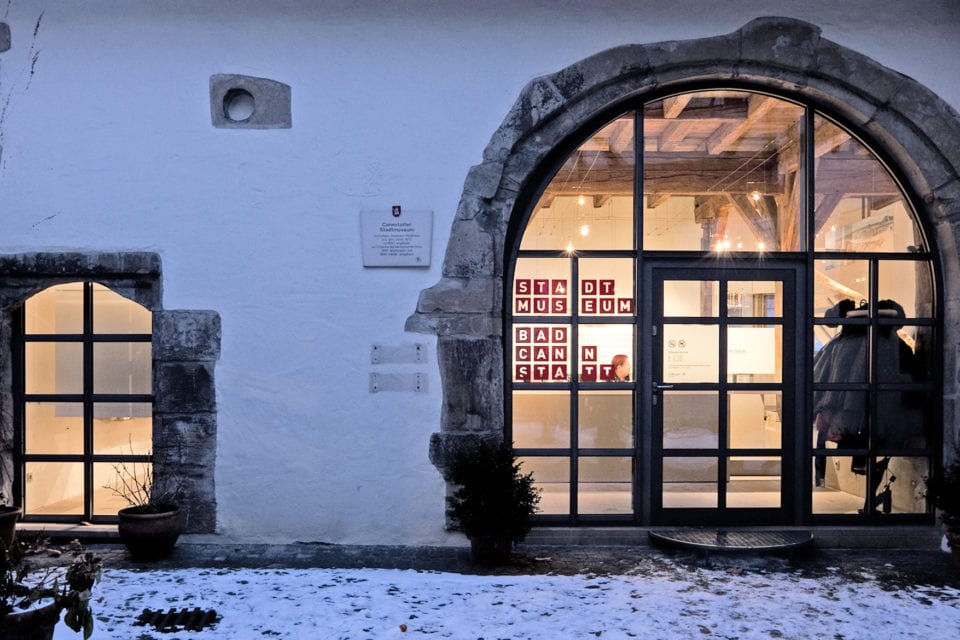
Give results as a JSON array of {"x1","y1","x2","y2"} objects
[{"x1": 652, "y1": 382, "x2": 675, "y2": 391}]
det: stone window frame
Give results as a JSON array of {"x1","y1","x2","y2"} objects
[
  {"x1": 0, "y1": 252, "x2": 220, "y2": 533},
  {"x1": 406, "y1": 18, "x2": 960, "y2": 502}
]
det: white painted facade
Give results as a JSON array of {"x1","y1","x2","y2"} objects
[{"x1": 1, "y1": 0, "x2": 958, "y2": 545}]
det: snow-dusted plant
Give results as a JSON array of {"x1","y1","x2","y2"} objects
[{"x1": 0, "y1": 538, "x2": 102, "y2": 639}]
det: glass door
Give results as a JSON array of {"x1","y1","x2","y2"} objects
[{"x1": 649, "y1": 266, "x2": 798, "y2": 525}]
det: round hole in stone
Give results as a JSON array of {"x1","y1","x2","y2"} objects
[{"x1": 224, "y1": 88, "x2": 256, "y2": 122}]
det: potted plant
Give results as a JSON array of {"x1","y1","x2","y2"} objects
[
  {"x1": 104, "y1": 455, "x2": 185, "y2": 561},
  {"x1": 927, "y1": 446, "x2": 960, "y2": 569},
  {"x1": 446, "y1": 438, "x2": 541, "y2": 565},
  {"x1": 0, "y1": 538, "x2": 102, "y2": 640},
  {"x1": 0, "y1": 493, "x2": 22, "y2": 550}
]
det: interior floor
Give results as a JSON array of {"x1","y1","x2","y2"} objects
[{"x1": 538, "y1": 480, "x2": 867, "y2": 516}]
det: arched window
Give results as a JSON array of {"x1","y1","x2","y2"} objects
[
  {"x1": 508, "y1": 90, "x2": 936, "y2": 525},
  {"x1": 15, "y1": 282, "x2": 153, "y2": 522},
  {"x1": 410, "y1": 19, "x2": 960, "y2": 537}
]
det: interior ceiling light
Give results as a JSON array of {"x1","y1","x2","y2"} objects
[
  {"x1": 580, "y1": 224, "x2": 590, "y2": 236},
  {"x1": 577, "y1": 194, "x2": 586, "y2": 206}
]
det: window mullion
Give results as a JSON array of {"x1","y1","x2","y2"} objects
[{"x1": 83, "y1": 282, "x2": 95, "y2": 521}]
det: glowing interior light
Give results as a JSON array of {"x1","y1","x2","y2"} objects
[
  {"x1": 580, "y1": 224, "x2": 590, "y2": 236},
  {"x1": 565, "y1": 241, "x2": 575, "y2": 253},
  {"x1": 751, "y1": 190, "x2": 761, "y2": 201},
  {"x1": 736, "y1": 241, "x2": 743, "y2": 249},
  {"x1": 577, "y1": 195, "x2": 586, "y2": 206},
  {"x1": 757, "y1": 241, "x2": 766, "y2": 250}
]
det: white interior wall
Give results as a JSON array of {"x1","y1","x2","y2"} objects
[{"x1": 0, "y1": 0, "x2": 957, "y2": 544}]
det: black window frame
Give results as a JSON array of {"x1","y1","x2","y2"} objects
[
  {"x1": 12, "y1": 281, "x2": 153, "y2": 524},
  {"x1": 506, "y1": 85, "x2": 941, "y2": 527}
]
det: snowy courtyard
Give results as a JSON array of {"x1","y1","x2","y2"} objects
[{"x1": 58, "y1": 557, "x2": 960, "y2": 640}]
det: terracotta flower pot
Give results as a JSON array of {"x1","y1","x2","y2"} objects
[
  {"x1": 0, "y1": 601, "x2": 60, "y2": 640},
  {"x1": 0, "y1": 505, "x2": 22, "y2": 549},
  {"x1": 118, "y1": 505, "x2": 185, "y2": 561}
]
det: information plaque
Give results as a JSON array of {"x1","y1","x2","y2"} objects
[{"x1": 360, "y1": 207, "x2": 433, "y2": 267}]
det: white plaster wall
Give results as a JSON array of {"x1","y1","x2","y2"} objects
[{"x1": 0, "y1": 0, "x2": 957, "y2": 544}]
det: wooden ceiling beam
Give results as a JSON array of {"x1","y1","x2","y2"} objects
[
  {"x1": 662, "y1": 94, "x2": 693, "y2": 119},
  {"x1": 605, "y1": 119, "x2": 634, "y2": 155},
  {"x1": 658, "y1": 121, "x2": 698, "y2": 152},
  {"x1": 706, "y1": 95, "x2": 778, "y2": 155},
  {"x1": 646, "y1": 193, "x2": 671, "y2": 209},
  {"x1": 726, "y1": 193, "x2": 778, "y2": 247},
  {"x1": 539, "y1": 154, "x2": 899, "y2": 200}
]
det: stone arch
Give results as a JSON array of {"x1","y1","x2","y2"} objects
[
  {"x1": 406, "y1": 17, "x2": 960, "y2": 481},
  {"x1": 0, "y1": 252, "x2": 220, "y2": 532}
]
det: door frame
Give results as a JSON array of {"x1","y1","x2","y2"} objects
[{"x1": 640, "y1": 257, "x2": 807, "y2": 526}]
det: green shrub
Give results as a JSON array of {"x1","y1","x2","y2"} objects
[{"x1": 447, "y1": 439, "x2": 541, "y2": 548}]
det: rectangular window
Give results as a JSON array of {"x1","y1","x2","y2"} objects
[{"x1": 19, "y1": 282, "x2": 153, "y2": 523}]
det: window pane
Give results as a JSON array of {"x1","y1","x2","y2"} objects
[
  {"x1": 24, "y1": 282, "x2": 84, "y2": 334},
  {"x1": 25, "y1": 342, "x2": 83, "y2": 394},
  {"x1": 876, "y1": 322, "x2": 928, "y2": 383},
  {"x1": 643, "y1": 91, "x2": 803, "y2": 252},
  {"x1": 875, "y1": 391, "x2": 930, "y2": 449},
  {"x1": 578, "y1": 324, "x2": 633, "y2": 382},
  {"x1": 520, "y1": 456, "x2": 569, "y2": 515},
  {"x1": 878, "y1": 261, "x2": 933, "y2": 319},
  {"x1": 813, "y1": 455, "x2": 865, "y2": 514},
  {"x1": 892, "y1": 325, "x2": 935, "y2": 383},
  {"x1": 95, "y1": 461, "x2": 149, "y2": 516},
  {"x1": 522, "y1": 115, "x2": 635, "y2": 251},
  {"x1": 512, "y1": 391, "x2": 570, "y2": 448},
  {"x1": 93, "y1": 283, "x2": 152, "y2": 333},
  {"x1": 662, "y1": 391, "x2": 718, "y2": 449},
  {"x1": 727, "y1": 281, "x2": 782, "y2": 317},
  {"x1": 879, "y1": 457, "x2": 928, "y2": 515},
  {"x1": 513, "y1": 258, "x2": 571, "y2": 317},
  {"x1": 727, "y1": 456, "x2": 781, "y2": 508},
  {"x1": 578, "y1": 391, "x2": 633, "y2": 448},
  {"x1": 93, "y1": 403, "x2": 153, "y2": 455},
  {"x1": 664, "y1": 280, "x2": 719, "y2": 317},
  {"x1": 814, "y1": 259, "x2": 869, "y2": 319},
  {"x1": 578, "y1": 259, "x2": 634, "y2": 316},
  {"x1": 663, "y1": 457, "x2": 717, "y2": 508},
  {"x1": 663, "y1": 324, "x2": 718, "y2": 383},
  {"x1": 513, "y1": 324, "x2": 570, "y2": 382},
  {"x1": 812, "y1": 455, "x2": 928, "y2": 515},
  {"x1": 727, "y1": 325, "x2": 781, "y2": 383},
  {"x1": 25, "y1": 402, "x2": 83, "y2": 454},
  {"x1": 93, "y1": 343, "x2": 152, "y2": 394},
  {"x1": 813, "y1": 116, "x2": 924, "y2": 253},
  {"x1": 728, "y1": 392, "x2": 781, "y2": 449},
  {"x1": 25, "y1": 462, "x2": 84, "y2": 515},
  {"x1": 813, "y1": 390, "x2": 868, "y2": 444},
  {"x1": 813, "y1": 328, "x2": 867, "y2": 384},
  {"x1": 578, "y1": 457, "x2": 632, "y2": 514}
]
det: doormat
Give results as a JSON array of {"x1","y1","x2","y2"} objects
[{"x1": 134, "y1": 607, "x2": 221, "y2": 632}]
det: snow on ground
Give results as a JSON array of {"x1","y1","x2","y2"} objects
[{"x1": 52, "y1": 559, "x2": 960, "y2": 640}]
